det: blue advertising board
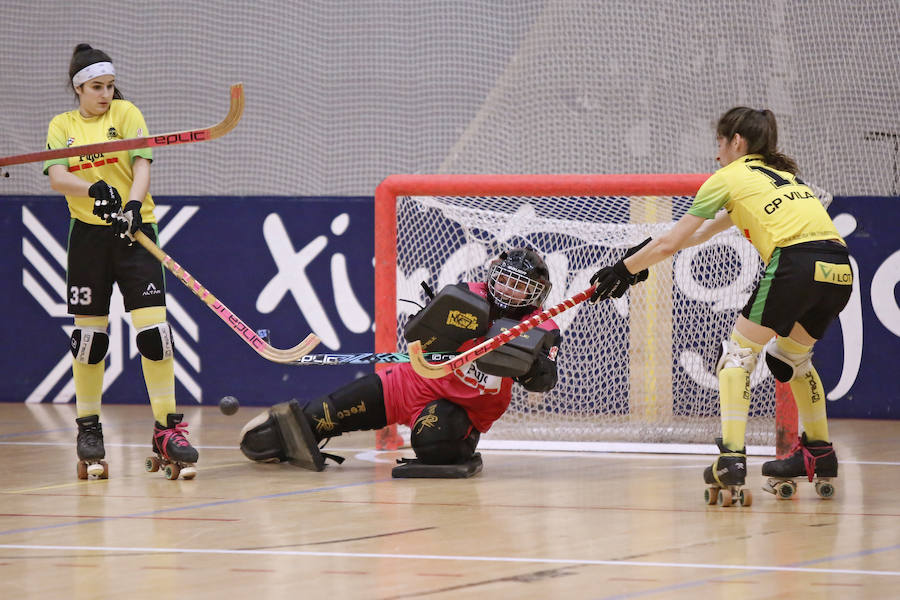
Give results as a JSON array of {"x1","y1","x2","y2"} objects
[
  {"x1": 1, "y1": 194, "x2": 897, "y2": 418},
  {"x1": 4, "y1": 195, "x2": 375, "y2": 408},
  {"x1": 815, "y1": 196, "x2": 899, "y2": 418}
]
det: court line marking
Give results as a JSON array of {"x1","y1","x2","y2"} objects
[
  {"x1": 1, "y1": 462, "x2": 250, "y2": 495},
  {"x1": 0, "y1": 428, "x2": 73, "y2": 439},
  {"x1": 319, "y1": 498, "x2": 900, "y2": 519},
  {"x1": 0, "y1": 544, "x2": 898, "y2": 578},
  {"x1": 594, "y1": 541, "x2": 900, "y2": 599},
  {"x1": 0, "y1": 479, "x2": 388, "y2": 537},
  {"x1": 2, "y1": 441, "x2": 898, "y2": 466}
]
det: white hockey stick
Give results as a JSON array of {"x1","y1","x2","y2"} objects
[
  {"x1": 0, "y1": 84, "x2": 244, "y2": 168},
  {"x1": 408, "y1": 285, "x2": 595, "y2": 379},
  {"x1": 133, "y1": 230, "x2": 320, "y2": 364}
]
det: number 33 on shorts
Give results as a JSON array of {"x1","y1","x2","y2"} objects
[{"x1": 70, "y1": 286, "x2": 93, "y2": 306}]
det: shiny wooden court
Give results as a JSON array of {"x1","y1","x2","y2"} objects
[{"x1": 1, "y1": 403, "x2": 898, "y2": 599}]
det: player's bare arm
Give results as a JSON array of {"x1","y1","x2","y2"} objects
[
  {"x1": 684, "y1": 210, "x2": 733, "y2": 247},
  {"x1": 129, "y1": 156, "x2": 151, "y2": 204},
  {"x1": 47, "y1": 163, "x2": 93, "y2": 196},
  {"x1": 623, "y1": 213, "x2": 706, "y2": 274}
]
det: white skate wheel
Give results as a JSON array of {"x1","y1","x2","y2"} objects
[{"x1": 815, "y1": 480, "x2": 835, "y2": 498}]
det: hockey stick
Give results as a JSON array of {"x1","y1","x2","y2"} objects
[
  {"x1": 290, "y1": 352, "x2": 458, "y2": 366},
  {"x1": 408, "y1": 285, "x2": 596, "y2": 379},
  {"x1": 133, "y1": 230, "x2": 320, "y2": 364},
  {"x1": 0, "y1": 84, "x2": 244, "y2": 168}
]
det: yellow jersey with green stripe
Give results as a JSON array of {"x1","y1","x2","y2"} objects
[
  {"x1": 688, "y1": 154, "x2": 843, "y2": 264},
  {"x1": 43, "y1": 100, "x2": 156, "y2": 225}
]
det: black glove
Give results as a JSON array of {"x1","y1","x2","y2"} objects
[
  {"x1": 590, "y1": 260, "x2": 635, "y2": 302},
  {"x1": 111, "y1": 200, "x2": 143, "y2": 244},
  {"x1": 515, "y1": 353, "x2": 559, "y2": 392},
  {"x1": 88, "y1": 180, "x2": 122, "y2": 223}
]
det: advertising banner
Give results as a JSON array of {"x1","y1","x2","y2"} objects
[
  {"x1": 4, "y1": 195, "x2": 375, "y2": 408},
  {"x1": 1, "y1": 194, "x2": 896, "y2": 418}
]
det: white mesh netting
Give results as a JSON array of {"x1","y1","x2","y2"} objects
[
  {"x1": 391, "y1": 192, "x2": 776, "y2": 446},
  {"x1": 1, "y1": 1, "x2": 899, "y2": 196}
]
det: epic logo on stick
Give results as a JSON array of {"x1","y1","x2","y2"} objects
[{"x1": 153, "y1": 131, "x2": 210, "y2": 146}]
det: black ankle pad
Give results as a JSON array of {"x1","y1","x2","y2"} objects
[
  {"x1": 391, "y1": 453, "x2": 483, "y2": 479},
  {"x1": 273, "y1": 400, "x2": 329, "y2": 471}
]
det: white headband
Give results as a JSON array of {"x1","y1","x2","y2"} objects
[{"x1": 72, "y1": 62, "x2": 116, "y2": 87}]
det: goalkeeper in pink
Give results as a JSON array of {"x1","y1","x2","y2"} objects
[
  {"x1": 239, "y1": 248, "x2": 561, "y2": 477},
  {"x1": 590, "y1": 107, "x2": 851, "y2": 502}
]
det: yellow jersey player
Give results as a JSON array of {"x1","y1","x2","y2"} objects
[
  {"x1": 44, "y1": 44, "x2": 197, "y2": 480},
  {"x1": 590, "y1": 107, "x2": 851, "y2": 506}
]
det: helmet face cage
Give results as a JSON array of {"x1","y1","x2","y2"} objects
[{"x1": 487, "y1": 249, "x2": 551, "y2": 315}]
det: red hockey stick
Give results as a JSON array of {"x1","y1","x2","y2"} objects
[
  {"x1": 0, "y1": 83, "x2": 244, "y2": 168},
  {"x1": 408, "y1": 285, "x2": 597, "y2": 379},
  {"x1": 133, "y1": 231, "x2": 320, "y2": 364}
]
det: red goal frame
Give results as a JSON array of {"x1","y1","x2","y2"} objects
[{"x1": 372, "y1": 174, "x2": 795, "y2": 454}]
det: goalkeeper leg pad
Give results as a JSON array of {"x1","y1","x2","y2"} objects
[
  {"x1": 300, "y1": 374, "x2": 387, "y2": 442},
  {"x1": 392, "y1": 453, "x2": 483, "y2": 479},
  {"x1": 239, "y1": 401, "x2": 328, "y2": 471}
]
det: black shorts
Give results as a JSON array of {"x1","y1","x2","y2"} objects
[
  {"x1": 741, "y1": 240, "x2": 852, "y2": 339},
  {"x1": 66, "y1": 219, "x2": 166, "y2": 316}
]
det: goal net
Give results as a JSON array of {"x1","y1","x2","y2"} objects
[{"x1": 375, "y1": 174, "x2": 778, "y2": 452}]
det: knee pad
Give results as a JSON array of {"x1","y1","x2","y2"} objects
[
  {"x1": 715, "y1": 337, "x2": 758, "y2": 376},
  {"x1": 136, "y1": 322, "x2": 174, "y2": 361},
  {"x1": 70, "y1": 327, "x2": 109, "y2": 364},
  {"x1": 411, "y1": 400, "x2": 480, "y2": 465},
  {"x1": 764, "y1": 337, "x2": 813, "y2": 383}
]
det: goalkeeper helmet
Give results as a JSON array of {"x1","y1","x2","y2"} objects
[{"x1": 487, "y1": 248, "x2": 551, "y2": 319}]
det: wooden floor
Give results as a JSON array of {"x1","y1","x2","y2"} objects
[{"x1": 1, "y1": 403, "x2": 898, "y2": 600}]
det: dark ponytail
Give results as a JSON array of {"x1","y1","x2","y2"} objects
[
  {"x1": 68, "y1": 43, "x2": 123, "y2": 104},
  {"x1": 716, "y1": 106, "x2": 798, "y2": 174}
]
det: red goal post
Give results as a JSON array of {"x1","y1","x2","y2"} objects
[{"x1": 374, "y1": 174, "x2": 795, "y2": 454}]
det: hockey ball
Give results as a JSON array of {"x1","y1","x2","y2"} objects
[{"x1": 219, "y1": 395, "x2": 240, "y2": 416}]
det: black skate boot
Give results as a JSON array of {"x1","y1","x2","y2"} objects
[
  {"x1": 761, "y1": 432, "x2": 837, "y2": 499},
  {"x1": 703, "y1": 438, "x2": 751, "y2": 507},
  {"x1": 75, "y1": 415, "x2": 108, "y2": 479},
  {"x1": 145, "y1": 413, "x2": 198, "y2": 480}
]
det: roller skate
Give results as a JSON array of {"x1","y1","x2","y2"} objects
[
  {"x1": 761, "y1": 432, "x2": 837, "y2": 499},
  {"x1": 703, "y1": 438, "x2": 752, "y2": 507},
  {"x1": 75, "y1": 415, "x2": 108, "y2": 479},
  {"x1": 145, "y1": 413, "x2": 198, "y2": 480}
]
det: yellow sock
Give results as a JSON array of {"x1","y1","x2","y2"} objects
[
  {"x1": 778, "y1": 336, "x2": 830, "y2": 442},
  {"x1": 719, "y1": 331, "x2": 764, "y2": 451},
  {"x1": 72, "y1": 316, "x2": 108, "y2": 418},
  {"x1": 131, "y1": 306, "x2": 176, "y2": 425}
]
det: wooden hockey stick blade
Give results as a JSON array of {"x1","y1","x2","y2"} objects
[
  {"x1": 289, "y1": 352, "x2": 458, "y2": 366},
  {"x1": 408, "y1": 285, "x2": 597, "y2": 379},
  {"x1": 133, "y1": 230, "x2": 320, "y2": 364},
  {"x1": 0, "y1": 84, "x2": 244, "y2": 168}
]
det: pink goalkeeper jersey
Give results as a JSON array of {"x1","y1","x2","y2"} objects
[{"x1": 379, "y1": 282, "x2": 559, "y2": 433}]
